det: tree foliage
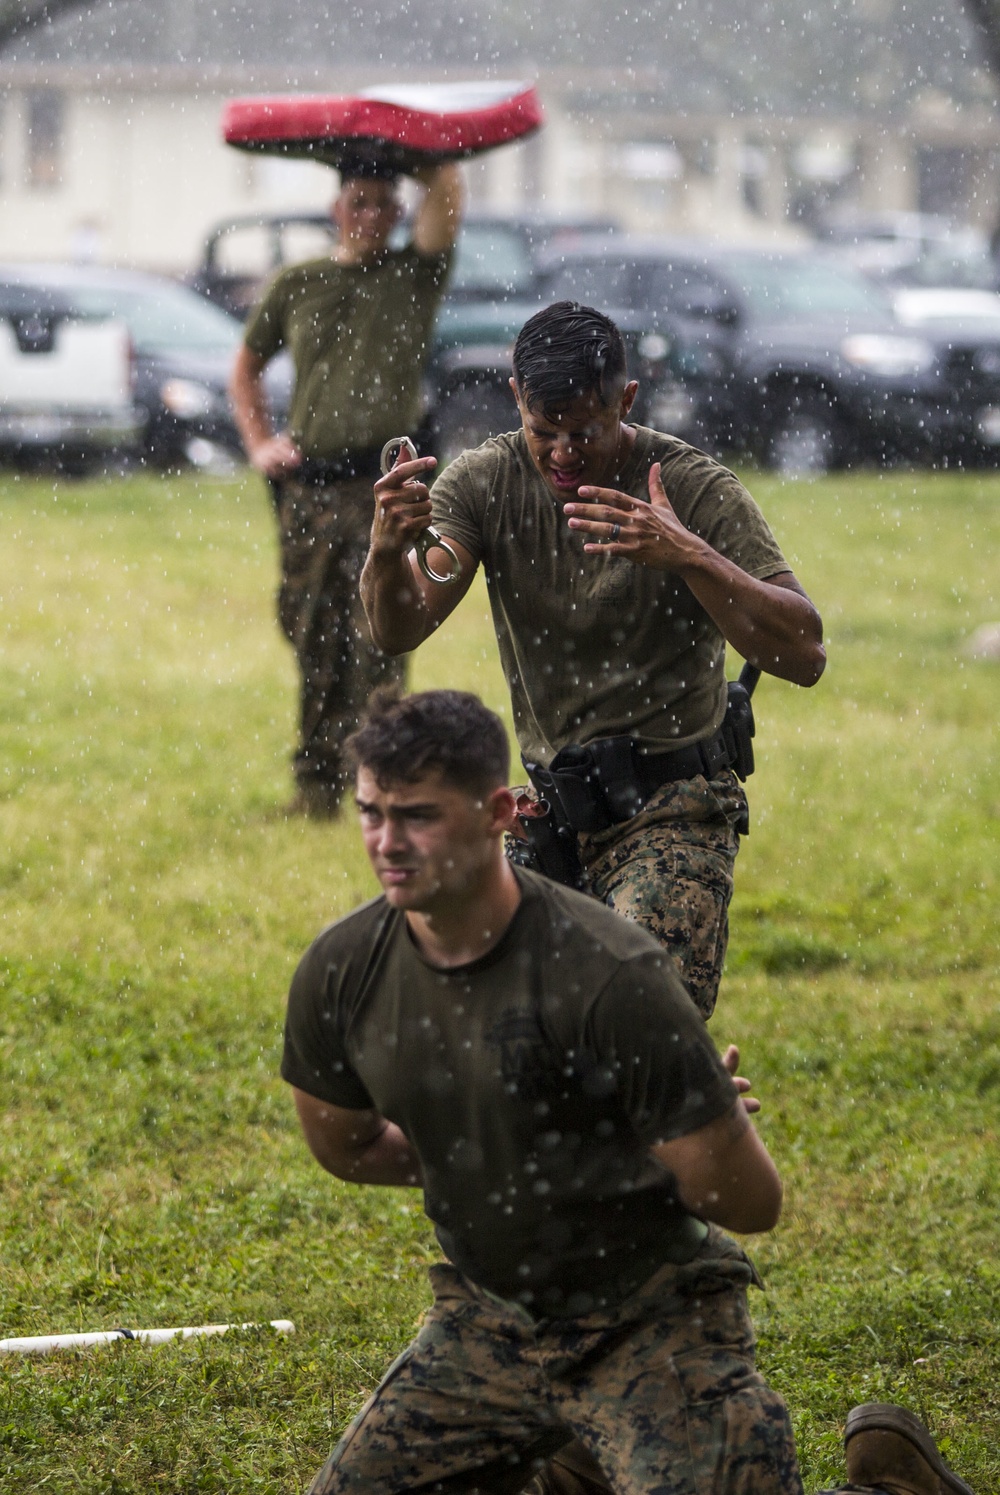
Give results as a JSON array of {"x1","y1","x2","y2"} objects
[
  {"x1": 0, "y1": 0, "x2": 104, "y2": 53},
  {"x1": 961, "y1": 0, "x2": 1000, "y2": 77}
]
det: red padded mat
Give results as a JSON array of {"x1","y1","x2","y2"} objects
[{"x1": 222, "y1": 81, "x2": 543, "y2": 172}]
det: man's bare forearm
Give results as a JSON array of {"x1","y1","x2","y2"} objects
[
  {"x1": 230, "y1": 345, "x2": 303, "y2": 478},
  {"x1": 229, "y1": 344, "x2": 274, "y2": 458},
  {"x1": 676, "y1": 548, "x2": 825, "y2": 686},
  {"x1": 361, "y1": 548, "x2": 434, "y2": 654},
  {"x1": 412, "y1": 162, "x2": 465, "y2": 254},
  {"x1": 568, "y1": 466, "x2": 825, "y2": 686}
]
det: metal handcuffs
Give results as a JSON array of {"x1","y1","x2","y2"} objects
[{"x1": 379, "y1": 436, "x2": 462, "y2": 585}]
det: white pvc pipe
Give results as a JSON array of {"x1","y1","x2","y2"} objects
[{"x1": 0, "y1": 1320, "x2": 295, "y2": 1354}]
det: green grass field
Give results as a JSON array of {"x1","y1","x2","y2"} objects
[{"x1": 0, "y1": 464, "x2": 997, "y2": 1492}]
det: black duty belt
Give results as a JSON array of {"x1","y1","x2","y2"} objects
[
  {"x1": 637, "y1": 729, "x2": 736, "y2": 797},
  {"x1": 524, "y1": 665, "x2": 760, "y2": 836},
  {"x1": 525, "y1": 728, "x2": 732, "y2": 835}
]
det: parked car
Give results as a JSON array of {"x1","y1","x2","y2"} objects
[
  {"x1": 891, "y1": 287, "x2": 1000, "y2": 457},
  {"x1": 537, "y1": 236, "x2": 991, "y2": 472},
  {"x1": 189, "y1": 212, "x2": 335, "y2": 320},
  {"x1": 815, "y1": 211, "x2": 999, "y2": 291},
  {"x1": 189, "y1": 209, "x2": 619, "y2": 319},
  {"x1": 893, "y1": 286, "x2": 1000, "y2": 326},
  {"x1": 439, "y1": 210, "x2": 620, "y2": 306},
  {"x1": 0, "y1": 276, "x2": 141, "y2": 472},
  {"x1": 0, "y1": 263, "x2": 289, "y2": 469},
  {"x1": 427, "y1": 297, "x2": 699, "y2": 462},
  {"x1": 187, "y1": 209, "x2": 698, "y2": 463}
]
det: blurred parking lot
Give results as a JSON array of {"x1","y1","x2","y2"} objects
[
  {"x1": 0, "y1": 262, "x2": 290, "y2": 475},
  {"x1": 5, "y1": 206, "x2": 1000, "y2": 477}
]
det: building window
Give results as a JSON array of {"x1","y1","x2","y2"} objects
[
  {"x1": 917, "y1": 145, "x2": 968, "y2": 218},
  {"x1": 26, "y1": 90, "x2": 64, "y2": 189}
]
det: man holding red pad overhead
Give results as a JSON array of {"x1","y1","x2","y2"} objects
[
  {"x1": 227, "y1": 83, "x2": 541, "y2": 817},
  {"x1": 229, "y1": 155, "x2": 462, "y2": 817}
]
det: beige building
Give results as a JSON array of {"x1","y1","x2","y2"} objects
[{"x1": 2, "y1": 63, "x2": 999, "y2": 271}]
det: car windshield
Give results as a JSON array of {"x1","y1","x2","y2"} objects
[
  {"x1": 898, "y1": 245, "x2": 998, "y2": 290},
  {"x1": 450, "y1": 224, "x2": 536, "y2": 297},
  {"x1": 720, "y1": 256, "x2": 893, "y2": 319},
  {"x1": 69, "y1": 281, "x2": 242, "y2": 355},
  {"x1": 541, "y1": 258, "x2": 634, "y2": 306},
  {"x1": 0, "y1": 284, "x2": 76, "y2": 317}
]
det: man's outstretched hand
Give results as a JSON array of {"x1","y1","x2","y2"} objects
[
  {"x1": 565, "y1": 460, "x2": 827, "y2": 687},
  {"x1": 563, "y1": 462, "x2": 700, "y2": 571}
]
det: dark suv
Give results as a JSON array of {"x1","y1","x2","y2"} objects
[
  {"x1": 189, "y1": 211, "x2": 699, "y2": 462},
  {"x1": 538, "y1": 237, "x2": 985, "y2": 472}
]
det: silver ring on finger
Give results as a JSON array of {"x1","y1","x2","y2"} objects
[{"x1": 609, "y1": 522, "x2": 621, "y2": 543}]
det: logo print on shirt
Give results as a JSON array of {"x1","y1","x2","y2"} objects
[{"x1": 485, "y1": 1008, "x2": 552, "y2": 1100}]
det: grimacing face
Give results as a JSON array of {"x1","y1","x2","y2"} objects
[
  {"x1": 510, "y1": 378, "x2": 638, "y2": 501},
  {"x1": 355, "y1": 766, "x2": 505, "y2": 914}
]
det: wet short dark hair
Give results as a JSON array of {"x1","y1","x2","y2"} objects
[
  {"x1": 347, "y1": 689, "x2": 510, "y2": 796},
  {"x1": 512, "y1": 301, "x2": 628, "y2": 418}
]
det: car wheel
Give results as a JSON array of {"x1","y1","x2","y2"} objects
[
  {"x1": 434, "y1": 382, "x2": 516, "y2": 466},
  {"x1": 765, "y1": 395, "x2": 844, "y2": 477}
]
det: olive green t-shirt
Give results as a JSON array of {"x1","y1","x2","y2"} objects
[
  {"x1": 430, "y1": 426, "x2": 789, "y2": 764},
  {"x1": 244, "y1": 245, "x2": 451, "y2": 459},
  {"x1": 281, "y1": 869, "x2": 736, "y2": 1316}
]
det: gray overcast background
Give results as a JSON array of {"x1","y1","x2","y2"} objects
[{"x1": 4, "y1": 0, "x2": 994, "y2": 119}]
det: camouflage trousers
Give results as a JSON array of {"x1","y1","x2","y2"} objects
[
  {"x1": 274, "y1": 475, "x2": 405, "y2": 801},
  {"x1": 579, "y1": 770, "x2": 748, "y2": 1022},
  {"x1": 307, "y1": 1227, "x2": 803, "y2": 1495}
]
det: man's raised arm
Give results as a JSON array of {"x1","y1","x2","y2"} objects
[
  {"x1": 411, "y1": 162, "x2": 465, "y2": 256},
  {"x1": 361, "y1": 453, "x2": 476, "y2": 654}
]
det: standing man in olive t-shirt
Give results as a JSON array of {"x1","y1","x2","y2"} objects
[
  {"x1": 230, "y1": 160, "x2": 463, "y2": 817},
  {"x1": 281, "y1": 688, "x2": 970, "y2": 1495},
  {"x1": 361, "y1": 302, "x2": 826, "y2": 1017}
]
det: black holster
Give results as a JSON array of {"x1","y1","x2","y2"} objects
[
  {"x1": 506, "y1": 803, "x2": 587, "y2": 890},
  {"x1": 517, "y1": 664, "x2": 761, "y2": 884},
  {"x1": 721, "y1": 671, "x2": 756, "y2": 783}
]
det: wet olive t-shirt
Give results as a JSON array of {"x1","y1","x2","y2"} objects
[
  {"x1": 281, "y1": 869, "x2": 736, "y2": 1315},
  {"x1": 430, "y1": 426, "x2": 789, "y2": 765},
  {"x1": 244, "y1": 245, "x2": 451, "y2": 459}
]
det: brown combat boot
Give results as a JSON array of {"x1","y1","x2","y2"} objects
[{"x1": 844, "y1": 1404, "x2": 975, "y2": 1495}]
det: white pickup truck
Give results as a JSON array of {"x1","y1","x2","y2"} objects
[{"x1": 0, "y1": 282, "x2": 142, "y2": 470}]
